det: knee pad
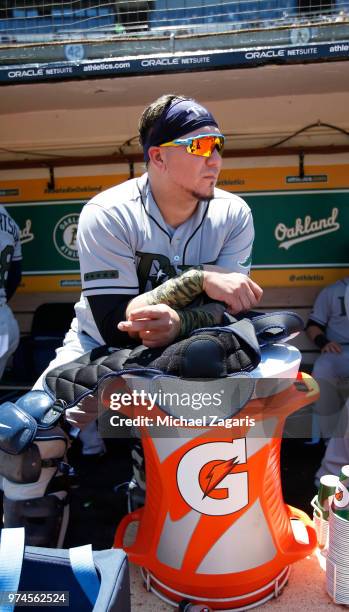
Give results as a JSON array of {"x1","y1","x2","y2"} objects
[
  {"x1": 16, "y1": 389, "x2": 65, "y2": 428},
  {"x1": 0, "y1": 390, "x2": 65, "y2": 457}
]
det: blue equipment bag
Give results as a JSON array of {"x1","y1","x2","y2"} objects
[{"x1": 0, "y1": 528, "x2": 130, "y2": 612}]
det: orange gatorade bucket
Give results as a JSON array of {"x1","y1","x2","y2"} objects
[{"x1": 111, "y1": 344, "x2": 319, "y2": 610}]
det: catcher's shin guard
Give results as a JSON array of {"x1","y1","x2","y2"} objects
[{"x1": 3, "y1": 427, "x2": 71, "y2": 547}]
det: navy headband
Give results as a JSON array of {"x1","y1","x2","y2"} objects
[{"x1": 143, "y1": 98, "x2": 219, "y2": 162}]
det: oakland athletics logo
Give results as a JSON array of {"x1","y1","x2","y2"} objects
[
  {"x1": 177, "y1": 439, "x2": 248, "y2": 516},
  {"x1": 53, "y1": 213, "x2": 79, "y2": 261}
]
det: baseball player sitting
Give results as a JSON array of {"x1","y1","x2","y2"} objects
[
  {"x1": 0, "y1": 95, "x2": 263, "y2": 547},
  {"x1": 306, "y1": 276, "x2": 349, "y2": 483},
  {"x1": 0, "y1": 205, "x2": 22, "y2": 379}
]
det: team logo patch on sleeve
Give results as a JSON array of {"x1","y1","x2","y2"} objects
[
  {"x1": 53, "y1": 213, "x2": 79, "y2": 261},
  {"x1": 238, "y1": 254, "x2": 252, "y2": 268}
]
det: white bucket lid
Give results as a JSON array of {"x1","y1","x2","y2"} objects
[{"x1": 251, "y1": 343, "x2": 301, "y2": 398}]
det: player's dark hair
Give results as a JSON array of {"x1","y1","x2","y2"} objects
[{"x1": 138, "y1": 94, "x2": 189, "y2": 148}]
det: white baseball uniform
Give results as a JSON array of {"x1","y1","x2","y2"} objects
[
  {"x1": 309, "y1": 277, "x2": 349, "y2": 345},
  {"x1": 74, "y1": 173, "x2": 254, "y2": 343},
  {"x1": 308, "y1": 277, "x2": 349, "y2": 480},
  {"x1": 0, "y1": 205, "x2": 21, "y2": 378},
  {"x1": 32, "y1": 172, "x2": 254, "y2": 417}
]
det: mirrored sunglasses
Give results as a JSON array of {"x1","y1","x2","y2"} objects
[{"x1": 160, "y1": 133, "x2": 225, "y2": 158}]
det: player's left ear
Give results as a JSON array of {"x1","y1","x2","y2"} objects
[{"x1": 148, "y1": 146, "x2": 166, "y2": 171}]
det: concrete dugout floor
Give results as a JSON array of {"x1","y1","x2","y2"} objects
[{"x1": 128, "y1": 551, "x2": 337, "y2": 611}]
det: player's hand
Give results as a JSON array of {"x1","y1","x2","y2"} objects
[
  {"x1": 322, "y1": 341, "x2": 342, "y2": 354},
  {"x1": 117, "y1": 304, "x2": 181, "y2": 348},
  {"x1": 202, "y1": 271, "x2": 263, "y2": 314}
]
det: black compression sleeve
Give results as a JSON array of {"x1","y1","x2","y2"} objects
[
  {"x1": 6, "y1": 260, "x2": 22, "y2": 301},
  {"x1": 314, "y1": 334, "x2": 329, "y2": 349},
  {"x1": 305, "y1": 318, "x2": 326, "y2": 332},
  {"x1": 87, "y1": 294, "x2": 134, "y2": 347}
]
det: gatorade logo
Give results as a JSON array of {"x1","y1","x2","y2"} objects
[
  {"x1": 334, "y1": 482, "x2": 349, "y2": 508},
  {"x1": 177, "y1": 439, "x2": 248, "y2": 516}
]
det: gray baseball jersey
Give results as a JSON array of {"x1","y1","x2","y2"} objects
[
  {"x1": 308, "y1": 277, "x2": 349, "y2": 344},
  {"x1": 0, "y1": 205, "x2": 22, "y2": 306},
  {"x1": 75, "y1": 173, "x2": 254, "y2": 343}
]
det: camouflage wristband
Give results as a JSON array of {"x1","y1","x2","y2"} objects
[
  {"x1": 145, "y1": 269, "x2": 204, "y2": 308},
  {"x1": 177, "y1": 302, "x2": 225, "y2": 337}
]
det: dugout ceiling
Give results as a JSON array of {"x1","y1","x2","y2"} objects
[{"x1": 0, "y1": 59, "x2": 349, "y2": 162}]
